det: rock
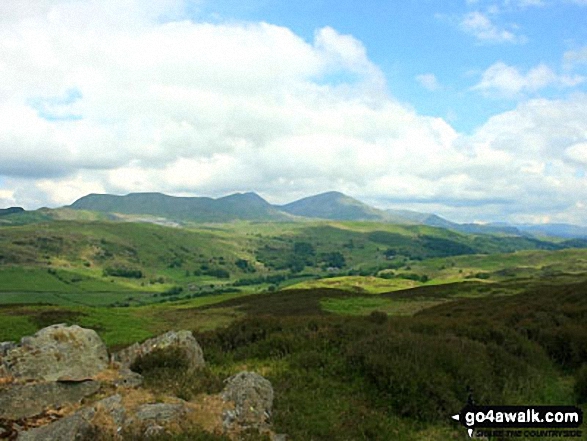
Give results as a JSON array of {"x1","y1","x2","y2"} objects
[
  {"x1": 221, "y1": 371, "x2": 274, "y2": 430},
  {"x1": 113, "y1": 369, "x2": 143, "y2": 389},
  {"x1": 1, "y1": 324, "x2": 108, "y2": 382},
  {"x1": 0, "y1": 341, "x2": 15, "y2": 356},
  {"x1": 143, "y1": 424, "x2": 167, "y2": 438},
  {"x1": 94, "y1": 394, "x2": 126, "y2": 427},
  {"x1": 121, "y1": 402, "x2": 191, "y2": 438},
  {"x1": 0, "y1": 380, "x2": 100, "y2": 419},
  {"x1": 113, "y1": 330, "x2": 205, "y2": 371},
  {"x1": 18, "y1": 410, "x2": 97, "y2": 441},
  {"x1": 134, "y1": 403, "x2": 186, "y2": 423}
]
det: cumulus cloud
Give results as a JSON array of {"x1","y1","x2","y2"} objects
[
  {"x1": 1, "y1": 0, "x2": 587, "y2": 224},
  {"x1": 472, "y1": 62, "x2": 585, "y2": 97},
  {"x1": 459, "y1": 11, "x2": 525, "y2": 44}
]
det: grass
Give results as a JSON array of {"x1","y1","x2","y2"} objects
[
  {"x1": 0, "y1": 313, "x2": 38, "y2": 341},
  {"x1": 0, "y1": 267, "x2": 77, "y2": 292},
  {"x1": 321, "y1": 296, "x2": 447, "y2": 316},
  {"x1": 286, "y1": 275, "x2": 419, "y2": 294}
]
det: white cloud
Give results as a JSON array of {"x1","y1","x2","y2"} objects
[
  {"x1": 564, "y1": 46, "x2": 587, "y2": 68},
  {"x1": 416, "y1": 73, "x2": 440, "y2": 91},
  {"x1": 472, "y1": 62, "x2": 585, "y2": 97},
  {"x1": 459, "y1": 11, "x2": 525, "y2": 44},
  {"x1": 502, "y1": 0, "x2": 546, "y2": 8},
  {"x1": 565, "y1": 142, "x2": 587, "y2": 164},
  {"x1": 1, "y1": 1, "x2": 587, "y2": 224}
]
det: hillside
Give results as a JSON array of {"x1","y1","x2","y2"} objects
[
  {"x1": 70, "y1": 192, "x2": 291, "y2": 222},
  {"x1": 0, "y1": 207, "x2": 25, "y2": 216},
  {"x1": 1, "y1": 217, "x2": 586, "y2": 440},
  {"x1": 53, "y1": 190, "x2": 587, "y2": 240},
  {"x1": 0, "y1": 217, "x2": 584, "y2": 308},
  {"x1": 279, "y1": 191, "x2": 403, "y2": 222}
]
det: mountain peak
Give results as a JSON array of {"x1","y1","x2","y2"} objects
[{"x1": 281, "y1": 191, "x2": 385, "y2": 221}]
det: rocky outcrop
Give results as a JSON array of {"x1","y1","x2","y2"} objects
[
  {"x1": 112, "y1": 330, "x2": 205, "y2": 371},
  {"x1": 1, "y1": 324, "x2": 108, "y2": 382},
  {"x1": 0, "y1": 325, "x2": 280, "y2": 440},
  {"x1": 18, "y1": 409, "x2": 97, "y2": 441},
  {"x1": 0, "y1": 381, "x2": 100, "y2": 420},
  {"x1": 112, "y1": 368, "x2": 143, "y2": 389},
  {"x1": 222, "y1": 371, "x2": 274, "y2": 431}
]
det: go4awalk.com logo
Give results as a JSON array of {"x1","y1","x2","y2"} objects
[{"x1": 452, "y1": 405, "x2": 584, "y2": 438}]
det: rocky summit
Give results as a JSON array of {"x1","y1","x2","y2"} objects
[{"x1": 0, "y1": 324, "x2": 280, "y2": 440}]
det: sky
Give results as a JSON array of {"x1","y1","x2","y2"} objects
[{"x1": 1, "y1": 0, "x2": 587, "y2": 224}]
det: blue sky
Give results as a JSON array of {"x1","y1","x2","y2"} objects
[
  {"x1": 192, "y1": 0, "x2": 587, "y2": 132},
  {"x1": 1, "y1": 0, "x2": 587, "y2": 224}
]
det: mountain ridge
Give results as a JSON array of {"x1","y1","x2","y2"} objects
[{"x1": 2, "y1": 190, "x2": 576, "y2": 239}]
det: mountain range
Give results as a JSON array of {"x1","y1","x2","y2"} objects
[{"x1": 3, "y1": 191, "x2": 587, "y2": 239}]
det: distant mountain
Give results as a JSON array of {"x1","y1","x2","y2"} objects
[
  {"x1": 386, "y1": 209, "x2": 457, "y2": 229},
  {"x1": 65, "y1": 191, "x2": 587, "y2": 240},
  {"x1": 279, "y1": 191, "x2": 397, "y2": 221},
  {"x1": 385, "y1": 209, "x2": 527, "y2": 236},
  {"x1": 0, "y1": 207, "x2": 25, "y2": 216},
  {"x1": 515, "y1": 223, "x2": 587, "y2": 239},
  {"x1": 70, "y1": 192, "x2": 291, "y2": 222}
]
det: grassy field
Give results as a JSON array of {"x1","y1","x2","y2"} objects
[{"x1": 285, "y1": 275, "x2": 419, "y2": 293}]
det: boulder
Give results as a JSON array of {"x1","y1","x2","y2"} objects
[
  {"x1": 134, "y1": 403, "x2": 187, "y2": 423},
  {"x1": 0, "y1": 380, "x2": 100, "y2": 420},
  {"x1": 113, "y1": 369, "x2": 143, "y2": 389},
  {"x1": 122, "y1": 401, "x2": 192, "y2": 438},
  {"x1": 0, "y1": 341, "x2": 15, "y2": 356},
  {"x1": 18, "y1": 409, "x2": 97, "y2": 441},
  {"x1": 113, "y1": 330, "x2": 205, "y2": 371},
  {"x1": 94, "y1": 394, "x2": 126, "y2": 427},
  {"x1": 1, "y1": 324, "x2": 108, "y2": 382},
  {"x1": 221, "y1": 371, "x2": 274, "y2": 430}
]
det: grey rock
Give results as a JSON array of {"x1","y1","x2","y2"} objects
[
  {"x1": 134, "y1": 403, "x2": 186, "y2": 423},
  {"x1": 113, "y1": 330, "x2": 205, "y2": 371},
  {"x1": 94, "y1": 394, "x2": 125, "y2": 426},
  {"x1": 18, "y1": 411, "x2": 96, "y2": 441},
  {"x1": 221, "y1": 371, "x2": 274, "y2": 430},
  {"x1": 1, "y1": 324, "x2": 108, "y2": 382},
  {"x1": 272, "y1": 435, "x2": 288, "y2": 441},
  {"x1": 0, "y1": 341, "x2": 15, "y2": 356},
  {"x1": 113, "y1": 369, "x2": 143, "y2": 389},
  {"x1": 0, "y1": 380, "x2": 100, "y2": 419}
]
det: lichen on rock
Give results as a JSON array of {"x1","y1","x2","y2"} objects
[{"x1": 0, "y1": 324, "x2": 109, "y2": 382}]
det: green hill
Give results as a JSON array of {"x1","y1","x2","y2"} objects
[
  {"x1": 70, "y1": 192, "x2": 291, "y2": 222},
  {"x1": 279, "y1": 191, "x2": 402, "y2": 221}
]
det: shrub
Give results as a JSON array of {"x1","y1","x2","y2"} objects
[
  {"x1": 131, "y1": 347, "x2": 223, "y2": 400},
  {"x1": 130, "y1": 346, "x2": 190, "y2": 373},
  {"x1": 574, "y1": 364, "x2": 587, "y2": 403},
  {"x1": 346, "y1": 331, "x2": 520, "y2": 421},
  {"x1": 103, "y1": 266, "x2": 143, "y2": 278},
  {"x1": 367, "y1": 311, "x2": 388, "y2": 324}
]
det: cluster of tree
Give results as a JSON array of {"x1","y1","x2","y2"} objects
[
  {"x1": 193, "y1": 264, "x2": 230, "y2": 279},
  {"x1": 233, "y1": 273, "x2": 288, "y2": 286},
  {"x1": 103, "y1": 266, "x2": 143, "y2": 278},
  {"x1": 235, "y1": 258, "x2": 256, "y2": 273}
]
